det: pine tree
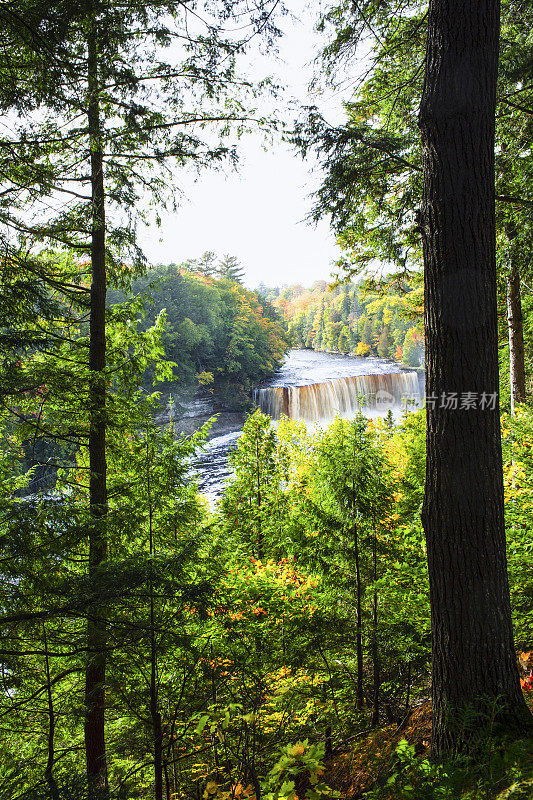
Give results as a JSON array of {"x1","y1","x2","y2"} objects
[
  {"x1": 314, "y1": 299, "x2": 326, "y2": 350},
  {"x1": 192, "y1": 252, "x2": 219, "y2": 278},
  {"x1": 377, "y1": 326, "x2": 392, "y2": 359},
  {"x1": 361, "y1": 317, "x2": 373, "y2": 350},
  {"x1": 218, "y1": 254, "x2": 246, "y2": 283},
  {"x1": 222, "y1": 411, "x2": 280, "y2": 560},
  {"x1": 338, "y1": 326, "x2": 351, "y2": 354},
  {"x1": 341, "y1": 285, "x2": 351, "y2": 320}
]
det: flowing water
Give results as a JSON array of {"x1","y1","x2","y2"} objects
[{"x1": 192, "y1": 349, "x2": 423, "y2": 500}]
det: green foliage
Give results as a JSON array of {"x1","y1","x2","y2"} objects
[
  {"x1": 221, "y1": 410, "x2": 281, "y2": 558},
  {"x1": 366, "y1": 735, "x2": 533, "y2": 800},
  {"x1": 1, "y1": 372, "x2": 531, "y2": 798},
  {"x1": 378, "y1": 326, "x2": 393, "y2": 359},
  {"x1": 312, "y1": 415, "x2": 392, "y2": 523},
  {"x1": 1, "y1": 4, "x2": 532, "y2": 790},
  {"x1": 262, "y1": 741, "x2": 340, "y2": 800},
  {"x1": 365, "y1": 739, "x2": 458, "y2": 800},
  {"x1": 501, "y1": 408, "x2": 533, "y2": 647},
  {"x1": 301, "y1": 0, "x2": 533, "y2": 288},
  {"x1": 278, "y1": 279, "x2": 420, "y2": 362},
  {"x1": 402, "y1": 328, "x2": 424, "y2": 368},
  {"x1": 0, "y1": 241, "x2": 528, "y2": 800},
  {"x1": 114, "y1": 264, "x2": 289, "y2": 405}
]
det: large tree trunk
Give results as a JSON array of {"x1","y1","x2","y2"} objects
[
  {"x1": 418, "y1": 0, "x2": 531, "y2": 754},
  {"x1": 43, "y1": 624, "x2": 60, "y2": 800},
  {"x1": 506, "y1": 223, "x2": 526, "y2": 413},
  {"x1": 85, "y1": 18, "x2": 109, "y2": 797},
  {"x1": 148, "y1": 461, "x2": 164, "y2": 800},
  {"x1": 353, "y1": 522, "x2": 364, "y2": 711},
  {"x1": 370, "y1": 523, "x2": 380, "y2": 727}
]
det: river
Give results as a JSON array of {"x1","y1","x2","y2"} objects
[{"x1": 186, "y1": 349, "x2": 423, "y2": 501}]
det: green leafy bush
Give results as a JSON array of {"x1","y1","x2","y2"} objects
[{"x1": 262, "y1": 740, "x2": 340, "y2": 800}]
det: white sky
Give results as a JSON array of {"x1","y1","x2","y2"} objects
[{"x1": 138, "y1": 0, "x2": 352, "y2": 289}]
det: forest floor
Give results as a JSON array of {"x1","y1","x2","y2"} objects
[
  {"x1": 318, "y1": 703, "x2": 432, "y2": 798},
  {"x1": 312, "y1": 695, "x2": 533, "y2": 800}
]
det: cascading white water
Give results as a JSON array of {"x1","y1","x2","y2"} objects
[
  {"x1": 192, "y1": 352, "x2": 423, "y2": 500},
  {"x1": 253, "y1": 372, "x2": 420, "y2": 421}
]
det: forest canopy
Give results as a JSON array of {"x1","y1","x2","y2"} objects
[
  {"x1": 110, "y1": 262, "x2": 289, "y2": 405},
  {"x1": 262, "y1": 280, "x2": 423, "y2": 366}
]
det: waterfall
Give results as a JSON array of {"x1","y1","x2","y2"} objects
[{"x1": 253, "y1": 372, "x2": 420, "y2": 422}]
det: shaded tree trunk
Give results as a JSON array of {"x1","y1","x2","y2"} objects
[
  {"x1": 43, "y1": 624, "x2": 60, "y2": 800},
  {"x1": 371, "y1": 524, "x2": 380, "y2": 727},
  {"x1": 85, "y1": 17, "x2": 109, "y2": 797},
  {"x1": 418, "y1": 0, "x2": 531, "y2": 754},
  {"x1": 164, "y1": 760, "x2": 171, "y2": 800},
  {"x1": 325, "y1": 725, "x2": 333, "y2": 761},
  {"x1": 506, "y1": 223, "x2": 526, "y2": 413},
  {"x1": 353, "y1": 522, "x2": 364, "y2": 711},
  {"x1": 148, "y1": 459, "x2": 164, "y2": 800}
]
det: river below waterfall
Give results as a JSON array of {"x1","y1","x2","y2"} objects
[{"x1": 185, "y1": 350, "x2": 423, "y2": 502}]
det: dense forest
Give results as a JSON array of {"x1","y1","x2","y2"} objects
[
  {"x1": 259, "y1": 281, "x2": 424, "y2": 366},
  {"x1": 0, "y1": 1, "x2": 532, "y2": 800},
  {"x1": 111, "y1": 260, "x2": 288, "y2": 405}
]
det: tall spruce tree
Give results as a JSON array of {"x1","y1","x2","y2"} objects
[{"x1": 218, "y1": 254, "x2": 246, "y2": 283}]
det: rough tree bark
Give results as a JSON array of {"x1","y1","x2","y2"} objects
[
  {"x1": 418, "y1": 0, "x2": 532, "y2": 754},
  {"x1": 506, "y1": 222, "x2": 526, "y2": 414},
  {"x1": 85, "y1": 16, "x2": 109, "y2": 797},
  {"x1": 147, "y1": 456, "x2": 164, "y2": 800},
  {"x1": 353, "y1": 522, "x2": 364, "y2": 711},
  {"x1": 371, "y1": 522, "x2": 380, "y2": 727},
  {"x1": 43, "y1": 624, "x2": 60, "y2": 800}
]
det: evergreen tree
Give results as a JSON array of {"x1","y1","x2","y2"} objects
[
  {"x1": 311, "y1": 416, "x2": 393, "y2": 714},
  {"x1": 221, "y1": 411, "x2": 281, "y2": 560},
  {"x1": 0, "y1": 0, "x2": 282, "y2": 792},
  {"x1": 299, "y1": 0, "x2": 533, "y2": 407},
  {"x1": 192, "y1": 252, "x2": 219, "y2": 278},
  {"x1": 314, "y1": 299, "x2": 326, "y2": 350},
  {"x1": 377, "y1": 326, "x2": 392, "y2": 359},
  {"x1": 338, "y1": 326, "x2": 351, "y2": 354},
  {"x1": 360, "y1": 317, "x2": 373, "y2": 350},
  {"x1": 217, "y1": 255, "x2": 246, "y2": 283},
  {"x1": 341, "y1": 285, "x2": 351, "y2": 320}
]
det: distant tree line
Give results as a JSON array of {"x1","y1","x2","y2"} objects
[
  {"x1": 113, "y1": 261, "x2": 289, "y2": 405},
  {"x1": 259, "y1": 280, "x2": 424, "y2": 367}
]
